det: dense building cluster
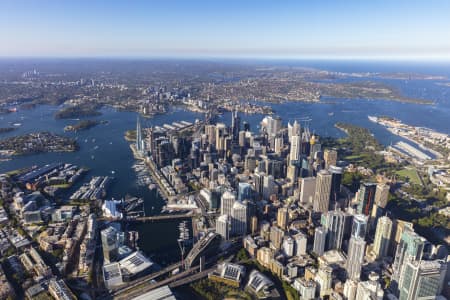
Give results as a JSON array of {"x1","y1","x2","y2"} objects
[{"x1": 133, "y1": 111, "x2": 449, "y2": 299}]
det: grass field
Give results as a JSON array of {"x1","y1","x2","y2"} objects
[{"x1": 396, "y1": 168, "x2": 422, "y2": 185}]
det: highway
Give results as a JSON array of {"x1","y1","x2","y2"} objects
[{"x1": 112, "y1": 266, "x2": 200, "y2": 300}]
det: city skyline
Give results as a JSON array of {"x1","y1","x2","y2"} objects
[{"x1": 1, "y1": 0, "x2": 450, "y2": 60}]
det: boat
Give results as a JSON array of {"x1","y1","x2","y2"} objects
[
  {"x1": 12, "y1": 123, "x2": 22, "y2": 126},
  {"x1": 328, "y1": 112, "x2": 334, "y2": 116},
  {"x1": 368, "y1": 115, "x2": 378, "y2": 123},
  {"x1": 111, "y1": 170, "x2": 115, "y2": 174}
]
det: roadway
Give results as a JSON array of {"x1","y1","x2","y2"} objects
[{"x1": 124, "y1": 212, "x2": 199, "y2": 222}]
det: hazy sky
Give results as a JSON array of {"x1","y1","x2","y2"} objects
[{"x1": 1, "y1": 0, "x2": 450, "y2": 59}]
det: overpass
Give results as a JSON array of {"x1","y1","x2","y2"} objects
[{"x1": 184, "y1": 232, "x2": 221, "y2": 269}]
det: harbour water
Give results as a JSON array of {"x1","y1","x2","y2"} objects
[{"x1": 1, "y1": 61, "x2": 450, "y2": 262}]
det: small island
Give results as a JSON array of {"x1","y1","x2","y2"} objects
[
  {"x1": 64, "y1": 120, "x2": 101, "y2": 132},
  {"x1": 55, "y1": 104, "x2": 101, "y2": 119},
  {"x1": 0, "y1": 127, "x2": 16, "y2": 134},
  {"x1": 0, "y1": 132, "x2": 78, "y2": 156}
]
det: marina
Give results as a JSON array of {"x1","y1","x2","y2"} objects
[{"x1": 70, "y1": 176, "x2": 113, "y2": 201}]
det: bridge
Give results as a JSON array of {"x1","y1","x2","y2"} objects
[{"x1": 124, "y1": 211, "x2": 200, "y2": 222}]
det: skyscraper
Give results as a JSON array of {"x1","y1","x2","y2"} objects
[
  {"x1": 101, "y1": 226, "x2": 122, "y2": 263},
  {"x1": 313, "y1": 170, "x2": 332, "y2": 213},
  {"x1": 231, "y1": 110, "x2": 240, "y2": 142},
  {"x1": 346, "y1": 236, "x2": 366, "y2": 281},
  {"x1": 136, "y1": 116, "x2": 144, "y2": 154},
  {"x1": 324, "y1": 149, "x2": 338, "y2": 169},
  {"x1": 215, "y1": 123, "x2": 227, "y2": 153},
  {"x1": 277, "y1": 207, "x2": 289, "y2": 230},
  {"x1": 351, "y1": 214, "x2": 368, "y2": 239},
  {"x1": 313, "y1": 226, "x2": 327, "y2": 256},
  {"x1": 390, "y1": 219, "x2": 413, "y2": 256},
  {"x1": 398, "y1": 260, "x2": 447, "y2": 300},
  {"x1": 328, "y1": 165, "x2": 343, "y2": 208},
  {"x1": 357, "y1": 182, "x2": 377, "y2": 216},
  {"x1": 322, "y1": 209, "x2": 345, "y2": 250},
  {"x1": 299, "y1": 177, "x2": 316, "y2": 204},
  {"x1": 238, "y1": 182, "x2": 253, "y2": 201},
  {"x1": 216, "y1": 214, "x2": 231, "y2": 240},
  {"x1": 220, "y1": 191, "x2": 236, "y2": 216},
  {"x1": 374, "y1": 183, "x2": 389, "y2": 209},
  {"x1": 205, "y1": 124, "x2": 217, "y2": 146},
  {"x1": 373, "y1": 216, "x2": 392, "y2": 259},
  {"x1": 231, "y1": 201, "x2": 247, "y2": 236},
  {"x1": 293, "y1": 233, "x2": 307, "y2": 256},
  {"x1": 263, "y1": 174, "x2": 274, "y2": 201},
  {"x1": 287, "y1": 120, "x2": 301, "y2": 143},
  {"x1": 289, "y1": 135, "x2": 301, "y2": 165},
  {"x1": 391, "y1": 229, "x2": 426, "y2": 296},
  {"x1": 274, "y1": 136, "x2": 283, "y2": 154}
]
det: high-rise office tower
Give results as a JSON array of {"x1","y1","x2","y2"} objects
[
  {"x1": 293, "y1": 233, "x2": 307, "y2": 256},
  {"x1": 238, "y1": 130, "x2": 246, "y2": 148},
  {"x1": 101, "y1": 226, "x2": 121, "y2": 263},
  {"x1": 253, "y1": 172, "x2": 264, "y2": 198},
  {"x1": 289, "y1": 135, "x2": 301, "y2": 165},
  {"x1": 398, "y1": 260, "x2": 447, "y2": 300},
  {"x1": 286, "y1": 165, "x2": 297, "y2": 183},
  {"x1": 322, "y1": 209, "x2": 345, "y2": 250},
  {"x1": 313, "y1": 226, "x2": 327, "y2": 256},
  {"x1": 299, "y1": 177, "x2": 316, "y2": 204},
  {"x1": 343, "y1": 279, "x2": 358, "y2": 300},
  {"x1": 373, "y1": 216, "x2": 392, "y2": 259},
  {"x1": 324, "y1": 149, "x2": 338, "y2": 169},
  {"x1": 231, "y1": 201, "x2": 247, "y2": 236},
  {"x1": 274, "y1": 136, "x2": 283, "y2": 154},
  {"x1": 215, "y1": 123, "x2": 227, "y2": 153},
  {"x1": 220, "y1": 191, "x2": 236, "y2": 216},
  {"x1": 282, "y1": 236, "x2": 295, "y2": 257},
  {"x1": 391, "y1": 229, "x2": 426, "y2": 295},
  {"x1": 374, "y1": 183, "x2": 389, "y2": 209},
  {"x1": 357, "y1": 182, "x2": 377, "y2": 216},
  {"x1": 277, "y1": 207, "x2": 289, "y2": 230},
  {"x1": 346, "y1": 236, "x2": 366, "y2": 281},
  {"x1": 231, "y1": 110, "x2": 240, "y2": 142},
  {"x1": 216, "y1": 214, "x2": 231, "y2": 240},
  {"x1": 390, "y1": 219, "x2": 413, "y2": 256},
  {"x1": 265, "y1": 115, "x2": 282, "y2": 137},
  {"x1": 238, "y1": 182, "x2": 253, "y2": 201},
  {"x1": 287, "y1": 120, "x2": 301, "y2": 143},
  {"x1": 205, "y1": 124, "x2": 217, "y2": 146},
  {"x1": 313, "y1": 170, "x2": 332, "y2": 213},
  {"x1": 351, "y1": 214, "x2": 368, "y2": 239},
  {"x1": 263, "y1": 174, "x2": 274, "y2": 201},
  {"x1": 329, "y1": 166, "x2": 343, "y2": 208}
]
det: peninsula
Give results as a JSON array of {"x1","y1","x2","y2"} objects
[{"x1": 0, "y1": 132, "x2": 78, "y2": 156}]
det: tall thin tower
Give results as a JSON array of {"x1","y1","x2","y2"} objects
[{"x1": 136, "y1": 116, "x2": 143, "y2": 153}]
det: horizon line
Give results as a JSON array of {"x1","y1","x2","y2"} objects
[{"x1": 1, "y1": 54, "x2": 450, "y2": 62}]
